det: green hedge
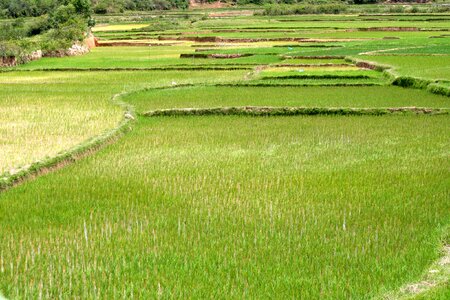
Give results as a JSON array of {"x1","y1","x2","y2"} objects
[
  {"x1": 260, "y1": 3, "x2": 347, "y2": 16},
  {"x1": 143, "y1": 106, "x2": 449, "y2": 117}
]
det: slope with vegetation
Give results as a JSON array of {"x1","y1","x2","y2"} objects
[
  {"x1": 0, "y1": 0, "x2": 93, "y2": 64},
  {"x1": 0, "y1": 5, "x2": 449, "y2": 300}
]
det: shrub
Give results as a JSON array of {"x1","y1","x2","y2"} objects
[
  {"x1": 262, "y1": 3, "x2": 347, "y2": 16},
  {"x1": 140, "y1": 18, "x2": 181, "y2": 32},
  {"x1": 71, "y1": 0, "x2": 92, "y2": 17},
  {"x1": 26, "y1": 16, "x2": 50, "y2": 36},
  {"x1": 50, "y1": 4, "x2": 77, "y2": 27},
  {"x1": 427, "y1": 83, "x2": 450, "y2": 97},
  {"x1": 0, "y1": 20, "x2": 26, "y2": 41},
  {"x1": 392, "y1": 77, "x2": 432, "y2": 90},
  {"x1": 93, "y1": 3, "x2": 108, "y2": 14},
  {"x1": 40, "y1": 38, "x2": 72, "y2": 54}
]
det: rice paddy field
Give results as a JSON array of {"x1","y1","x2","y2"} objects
[{"x1": 1, "y1": 8, "x2": 449, "y2": 299}]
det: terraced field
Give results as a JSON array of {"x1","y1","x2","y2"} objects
[{"x1": 0, "y1": 10, "x2": 449, "y2": 299}]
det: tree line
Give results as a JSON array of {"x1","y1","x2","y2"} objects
[{"x1": 0, "y1": 0, "x2": 191, "y2": 17}]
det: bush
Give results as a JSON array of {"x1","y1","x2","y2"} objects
[
  {"x1": 392, "y1": 76, "x2": 431, "y2": 89},
  {"x1": 0, "y1": 39, "x2": 37, "y2": 63},
  {"x1": 0, "y1": 20, "x2": 26, "y2": 41},
  {"x1": 87, "y1": 18, "x2": 96, "y2": 28},
  {"x1": 50, "y1": 4, "x2": 77, "y2": 27},
  {"x1": 26, "y1": 16, "x2": 50, "y2": 36},
  {"x1": 262, "y1": 3, "x2": 347, "y2": 16},
  {"x1": 141, "y1": 18, "x2": 181, "y2": 32},
  {"x1": 49, "y1": 16, "x2": 86, "y2": 42},
  {"x1": 93, "y1": 3, "x2": 108, "y2": 14},
  {"x1": 40, "y1": 38, "x2": 72, "y2": 53},
  {"x1": 387, "y1": 5, "x2": 405, "y2": 13},
  {"x1": 71, "y1": 0, "x2": 91, "y2": 17},
  {"x1": 427, "y1": 83, "x2": 450, "y2": 97},
  {"x1": 0, "y1": 42, "x2": 21, "y2": 57}
]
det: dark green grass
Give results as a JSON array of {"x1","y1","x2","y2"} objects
[
  {"x1": 358, "y1": 55, "x2": 450, "y2": 81},
  {"x1": 0, "y1": 115, "x2": 448, "y2": 298},
  {"x1": 259, "y1": 69, "x2": 384, "y2": 80},
  {"x1": 124, "y1": 85, "x2": 450, "y2": 113}
]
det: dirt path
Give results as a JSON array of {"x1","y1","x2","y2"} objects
[{"x1": 381, "y1": 245, "x2": 450, "y2": 299}]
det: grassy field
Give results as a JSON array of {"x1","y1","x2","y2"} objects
[
  {"x1": 13, "y1": 46, "x2": 281, "y2": 69},
  {"x1": 0, "y1": 116, "x2": 449, "y2": 298},
  {"x1": 0, "y1": 8, "x2": 449, "y2": 300},
  {"x1": 0, "y1": 70, "x2": 245, "y2": 173},
  {"x1": 126, "y1": 85, "x2": 450, "y2": 112},
  {"x1": 359, "y1": 55, "x2": 450, "y2": 81}
]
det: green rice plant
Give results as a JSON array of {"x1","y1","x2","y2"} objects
[
  {"x1": 0, "y1": 115, "x2": 448, "y2": 299},
  {"x1": 427, "y1": 82, "x2": 450, "y2": 97},
  {"x1": 92, "y1": 24, "x2": 151, "y2": 32},
  {"x1": 232, "y1": 78, "x2": 385, "y2": 86},
  {"x1": 0, "y1": 11, "x2": 449, "y2": 300},
  {"x1": 278, "y1": 58, "x2": 350, "y2": 65},
  {"x1": 13, "y1": 46, "x2": 282, "y2": 70},
  {"x1": 259, "y1": 69, "x2": 384, "y2": 81},
  {"x1": 392, "y1": 76, "x2": 433, "y2": 89},
  {"x1": 0, "y1": 70, "x2": 246, "y2": 173},
  {"x1": 142, "y1": 106, "x2": 448, "y2": 117},
  {"x1": 377, "y1": 44, "x2": 450, "y2": 55},
  {"x1": 358, "y1": 55, "x2": 450, "y2": 82},
  {"x1": 123, "y1": 85, "x2": 450, "y2": 113}
]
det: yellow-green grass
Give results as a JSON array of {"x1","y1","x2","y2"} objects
[
  {"x1": 261, "y1": 65, "x2": 363, "y2": 72},
  {"x1": 239, "y1": 78, "x2": 385, "y2": 86},
  {"x1": 0, "y1": 115, "x2": 448, "y2": 298},
  {"x1": 176, "y1": 31, "x2": 439, "y2": 40},
  {"x1": 14, "y1": 46, "x2": 192, "y2": 70},
  {"x1": 278, "y1": 58, "x2": 350, "y2": 65},
  {"x1": 195, "y1": 17, "x2": 450, "y2": 30},
  {"x1": 125, "y1": 85, "x2": 449, "y2": 113},
  {"x1": 13, "y1": 46, "x2": 280, "y2": 70},
  {"x1": 1, "y1": 11, "x2": 450, "y2": 299},
  {"x1": 0, "y1": 70, "x2": 246, "y2": 174},
  {"x1": 368, "y1": 44, "x2": 450, "y2": 55},
  {"x1": 92, "y1": 24, "x2": 150, "y2": 32},
  {"x1": 98, "y1": 39, "x2": 186, "y2": 45},
  {"x1": 257, "y1": 69, "x2": 386, "y2": 83}
]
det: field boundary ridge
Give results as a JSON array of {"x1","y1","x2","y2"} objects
[
  {"x1": 348, "y1": 57, "x2": 450, "y2": 97},
  {"x1": 142, "y1": 106, "x2": 449, "y2": 117}
]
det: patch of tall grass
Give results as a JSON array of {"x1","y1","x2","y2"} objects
[
  {"x1": 125, "y1": 85, "x2": 450, "y2": 113},
  {"x1": 0, "y1": 116, "x2": 448, "y2": 298},
  {"x1": 0, "y1": 70, "x2": 246, "y2": 173}
]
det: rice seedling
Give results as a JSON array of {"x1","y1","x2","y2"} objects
[
  {"x1": 0, "y1": 115, "x2": 448, "y2": 299},
  {"x1": 125, "y1": 85, "x2": 450, "y2": 113},
  {"x1": 358, "y1": 55, "x2": 450, "y2": 81},
  {"x1": 0, "y1": 9, "x2": 449, "y2": 300},
  {"x1": 278, "y1": 58, "x2": 350, "y2": 65},
  {"x1": 14, "y1": 46, "x2": 281, "y2": 70},
  {"x1": 0, "y1": 70, "x2": 246, "y2": 173},
  {"x1": 92, "y1": 24, "x2": 151, "y2": 32}
]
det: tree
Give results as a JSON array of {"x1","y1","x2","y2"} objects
[{"x1": 71, "y1": 0, "x2": 91, "y2": 16}]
